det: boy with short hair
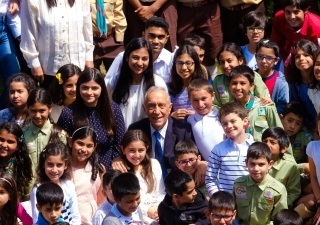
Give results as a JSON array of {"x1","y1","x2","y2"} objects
[
  {"x1": 233, "y1": 142, "x2": 288, "y2": 225},
  {"x1": 187, "y1": 78, "x2": 225, "y2": 161},
  {"x1": 102, "y1": 173, "x2": 143, "y2": 225},
  {"x1": 35, "y1": 182, "x2": 64, "y2": 225},
  {"x1": 158, "y1": 170, "x2": 208, "y2": 225},
  {"x1": 204, "y1": 191, "x2": 238, "y2": 225},
  {"x1": 205, "y1": 101, "x2": 254, "y2": 195},
  {"x1": 92, "y1": 170, "x2": 122, "y2": 225},
  {"x1": 274, "y1": 209, "x2": 303, "y2": 225},
  {"x1": 262, "y1": 127, "x2": 300, "y2": 208}
]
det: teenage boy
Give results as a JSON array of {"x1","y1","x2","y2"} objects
[
  {"x1": 233, "y1": 142, "x2": 288, "y2": 225},
  {"x1": 102, "y1": 173, "x2": 143, "y2": 225},
  {"x1": 158, "y1": 170, "x2": 208, "y2": 225},
  {"x1": 105, "y1": 17, "x2": 173, "y2": 84},
  {"x1": 35, "y1": 182, "x2": 64, "y2": 225},
  {"x1": 205, "y1": 101, "x2": 254, "y2": 195},
  {"x1": 262, "y1": 127, "x2": 300, "y2": 208},
  {"x1": 187, "y1": 78, "x2": 225, "y2": 161}
]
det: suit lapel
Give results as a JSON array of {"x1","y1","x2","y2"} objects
[{"x1": 164, "y1": 117, "x2": 176, "y2": 156}]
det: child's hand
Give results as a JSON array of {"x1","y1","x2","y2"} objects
[
  {"x1": 195, "y1": 161, "x2": 207, "y2": 187},
  {"x1": 8, "y1": 0, "x2": 19, "y2": 15},
  {"x1": 111, "y1": 157, "x2": 130, "y2": 172},
  {"x1": 313, "y1": 207, "x2": 320, "y2": 225},
  {"x1": 171, "y1": 109, "x2": 189, "y2": 120},
  {"x1": 147, "y1": 206, "x2": 159, "y2": 222},
  {"x1": 260, "y1": 97, "x2": 274, "y2": 106}
]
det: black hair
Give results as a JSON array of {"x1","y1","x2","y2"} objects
[
  {"x1": 0, "y1": 122, "x2": 32, "y2": 201},
  {"x1": 187, "y1": 78, "x2": 214, "y2": 98},
  {"x1": 262, "y1": 127, "x2": 290, "y2": 158},
  {"x1": 174, "y1": 140, "x2": 199, "y2": 159},
  {"x1": 164, "y1": 170, "x2": 193, "y2": 196},
  {"x1": 256, "y1": 39, "x2": 280, "y2": 57},
  {"x1": 183, "y1": 33, "x2": 206, "y2": 50},
  {"x1": 217, "y1": 42, "x2": 247, "y2": 65},
  {"x1": 280, "y1": 0, "x2": 310, "y2": 11},
  {"x1": 36, "y1": 182, "x2": 64, "y2": 207},
  {"x1": 102, "y1": 169, "x2": 122, "y2": 190},
  {"x1": 48, "y1": 64, "x2": 81, "y2": 106},
  {"x1": 208, "y1": 191, "x2": 235, "y2": 212},
  {"x1": 218, "y1": 102, "x2": 248, "y2": 122},
  {"x1": 243, "y1": 11, "x2": 268, "y2": 33},
  {"x1": 228, "y1": 65, "x2": 255, "y2": 84},
  {"x1": 274, "y1": 209, "x2": 303, "y2": 225},
  {"x1": 36, "y1": 142, "x2": 71, "y2": 184},
  {"x1": 46, "y1": 0, "x2": 74, "y2": 8},
  {"x1": 111, "y1": 173, "x2": 140, "y2": 201},
  {"x1": 145, "y1": 17, "x2": 169, "y2": 34},
  {"x1": 282, "y1": 101, "x2": 307, "y2": 121},
  {"x1": 311, "y1": 49, "x2": 320, "y2": 90},
  {"x1": 169, "y1": 45, "x2": 205, "y2": 96},
  {"x1": 112, "y1": 37, "x2": 154, "y2": 105},
  {"x1": 247, "y1": 142, "x2": 272, "y2": 162}
]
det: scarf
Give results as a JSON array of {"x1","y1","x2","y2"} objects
[{"x1": 96, "y1": 0, "x2": 107, "y2": 35}]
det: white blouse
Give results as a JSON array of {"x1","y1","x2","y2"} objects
[{"x1": 20, "y1": 0, "x2": 94, "y2": 75}]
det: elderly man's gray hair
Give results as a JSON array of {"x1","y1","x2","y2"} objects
[{"x1": 144, "y1": 86, "x2": 171, "y2": 105}]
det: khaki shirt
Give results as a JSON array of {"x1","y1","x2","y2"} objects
[
  {"x1": 233, "y1": 174, "x2": 288, "y2": 225},
  {"x1": 91, "y1": 0, "x2": 127, "y2": 42},
  {"x1": 218, "y1": 0, "x2": 263, "y2": 8}
]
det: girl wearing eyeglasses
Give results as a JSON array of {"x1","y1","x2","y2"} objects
[{"x1": 168, "y1": 45, "x2": 206, "y2": 121}]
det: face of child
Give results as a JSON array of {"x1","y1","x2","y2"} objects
[
  {"x1": 205, "y1": 209, "x2": 236, "y2": 225},
  {"x1": 0, "y1": 130, "x2": 18, "y2": 162},
  {"x1": 36, "y1": 203, "x2": 62, "y2": 224},
  {"x1": 79, "y1": 80, "x2": 102, "y2": 107},
  {"x1": 28, "y1": 102, "x2": 52, "y2": 128},
  {"x1": 9, "y1": 81, "x2": 29, "y2": 109},
  {"x1": 175, "y1": 153, "x2": 200, "y2": 175},
  {"x1": 176, "y1": 180, "x2": 197, "y2": 206},
  {"x1": 71, "y1": 136, "x2": 96, "y2": 165},
  {"x1": 144, "y1": 26, "x2": 168, "y2": 54},
  {"x1": 44, "y1": 155, "x2": 67, "y2": 184},
  {"x1": 245, "y1": 157, "x2": 273, "y2": 183},
  {"x1": 280, "y1": 112, "x2": 304, "y2": 137},
  {"x1": 128, "y1": 47, "x2": 150, "y2": 77},
  {"x1": 262, "y1": 137, "x2": 285, "y2": 161},
  {"x1": 121, "y1": 141, "x2": 147, "y2": 170},
  {"x1": 314, "y1": 54, "x2": 320, "y2": 81},
  {"x1": 246, "y1": 25, "x2": 264, "y2": 44},
  {"x1": 256, "y1": 47, "x2": 279, "y2": 77},
  {"x1": 175, "y1": 53, "x2": 195, "y2": 82},
  {"x1": 0, "y1": 185, "x2": 10, "y2": 210},
  {"x1": 218, "y1": 51, "x2": 244, "y2": 76},
  {"x1": 115, "y1": 191, "x2": 141, "y2": 217},
  {"x1": 294, "y1": 48, "x2": 314, "y2": 72},
  {"x1": 189, "y1": 89, "x2": 215, "y2": 116},
  {"x1": 104, "y1": 183, "x2": 115, "y2": 204},
  {"x1": 229, "y1": 75, "x2": 254, "y2": 104},
  {"x1": 284, "y1": 5, "x2": 306, "y2": 29},
  {"x1": 220, "y1": 113, "x2": 248, "y2": 140},
  {"x1": 62, "y1": 74, "x2": 79, "y2": 106},
  {"x1": 192, "y1": 46, "x2": 205, "y2": 64}
]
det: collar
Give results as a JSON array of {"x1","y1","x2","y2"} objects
[
  {"x1": 30, "y1": 119, "x2": 52, "y2": 135},
  {"x1": 37, "y1": 213, "x2": 64, "y2": 225},
  {"x1": 272, "y1": 156, "x2": 287, "y2": 171},
  {"x1": 227, "y1": 133, "x2": 254, "y2": 148},
  {"x1": 150, "y1": 120, "x2": 168, "y2": 139},
  {"x1": 193, "y1": 106, "x2": 219, "y2": 122},
  {"x1": 294, "y1": 12, "x2": 309, "y2": 35},
  {"x1": 154, "y1": 48, "x2": 173, "y2": 65},
  {"x1": 247, "y1": 174, "x2": 271, "y2": 190}
]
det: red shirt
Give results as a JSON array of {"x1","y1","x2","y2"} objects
[
  {"x1": 271, "y1": 11, "x2": 320, "y2": 60},
  {"x1": 262, "y1": 71, "x2": 278, "y2": 96}
]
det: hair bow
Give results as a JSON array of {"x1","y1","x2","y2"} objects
[
  {"x1": 55, "y1": 73, "x2": 63, "y2": 85},
  {"x1": 18, "y1": 134, "x2": 24, "y2": 143}
]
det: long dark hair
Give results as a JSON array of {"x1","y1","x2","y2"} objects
[
  {"x1": 169, "y1": 45, "x2": 205, "y2": 96},
  {"x1": 120, "y1": 130, "x2": 155, "y2": 193},
  {"x1": 0, "y1": 172, "x2": 18, "y2": 224},
  {"x1": 310, "y1": 49, "x2": 320, "y2": 89},
  {"x1": 112, "y1": 37, "x2": 154, "y2": 105},
  {"x1": 70, "y1": 126, "x2": 103, "y2": 180},
  {"x1": 46, "y1": 0, "x2": 74, "y2": 7},
  {"x1": 74, "y1": 68, "x2": 116, "y2": 136}
]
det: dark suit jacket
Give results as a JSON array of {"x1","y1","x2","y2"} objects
[{"x1": 128, "y1": 116, "x2": 194, "y2": 171}]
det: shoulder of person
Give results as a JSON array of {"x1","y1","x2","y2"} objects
[
  {"x1": 266, "y1": 176, "x2": 286, "y2": 194},
  {"x1": 128, "y1": 118, "x2": 149, "y2": 130},
  {"x1": 103, "y1": 211, "x2": 121, "y2": 225},
  {"x1": 234, "y1": 175, "x2": 248, "y2": 184}
]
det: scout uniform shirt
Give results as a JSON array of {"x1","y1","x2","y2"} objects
[
  {"x1": 268, "y1": 155, "x2": 300, "y2": 208},
  {"x1": 213, "y1": 71, "x2": 269, "y2": 108},
  {"x1": 233, "y1": 174, "x2": 288, "y2": 225}
]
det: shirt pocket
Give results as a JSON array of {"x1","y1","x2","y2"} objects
[
  {"x1": 257, "y1": 202, "x2": 273, "y2": 224},
  {"x1": 236, "y1": 199, "x2": 250, "y2": 220},
  {"x1": 253, "y1": 120, "x2": 268, "y2": 139}
]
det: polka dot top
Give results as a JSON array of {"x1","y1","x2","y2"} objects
[{"x1": 57, "y1": 102, "x2": 125, "y2": 170}]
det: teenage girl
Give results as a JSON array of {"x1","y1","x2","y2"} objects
[
  {"x1": 287, "y1": 39, "x2": 318, "y2": 128},
  {"x1": 69, "y1": 126, "x2": 105, "y2": 223},
  {"x1": 48, "y1": 64, "x2": 81, "y2": 123},
  {"x1": 308, "y1": 50, "x2": 320, "y2": 114},
  {"x1": 168, "y1": 45, "x2": 206, "y2": 121},
  {"x1": 0, "y1": 122, "x2": 32, "y2": 201},
  {"x1": 57, "y1": 68, "x2": 125, "y2": 170},
  {"x1": 0, "y1": 73, "x2": 36, "y2": 126},
  {"x1": 106, "y1": 37, "x2": 167, "y2": 129},
  {"x1": 120, "y1": 130, "x2": 165, "y2": 224},
  {"x1": 0, "y1": 172, "x2": 33, "y2": 225},
  {"x1": 30, "y1": 142, "x2": 81, "y2": 224},
  {"x1": 23, "y1": 88, "x2": 67, "y2": 173},
  {"x1": 213, "y1": 42, "x2": 270, "y2": 107}
]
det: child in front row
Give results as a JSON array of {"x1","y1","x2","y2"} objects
[
  {"x1": 158, "y1": 170, "x2": 208, "y2": 225},
  {"x1": 233, "y1": 142, "x2": 288, "y2": 225},
  {"x1": 35, "y1": 182, "x2": 65, "y2": 225},
  {"x1": 262, "y1": 127, "x2": 300, "y2": 208},
  {"x1": 187, "y1": 78, "x2": 225, "y2": 161},
  {"x1": 274, "y1": 209, "x2": 303, "y2": 225},
  {"x1": 205, "y1": 102, "x2": 254, "y2": 195}
]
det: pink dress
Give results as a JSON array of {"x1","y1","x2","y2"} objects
[{"x1": 72, "y1": 162, "x2": 101, "y2": 224}]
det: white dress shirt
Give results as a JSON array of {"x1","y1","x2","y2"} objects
[
  {"x1": 150, "y1": 120, "x2": 168, "y2": 158},
  {"x1": 20, "y1": 0, "x2": 94, "y2": 75}
]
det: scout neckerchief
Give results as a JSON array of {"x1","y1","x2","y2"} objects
[
  {"x1": 96, "y1": 0, "x2": 107, "y2": 35},
  {"x1": 0, "y1": 158, "x2": 14, "y2": 174},
  {"x1": 234, "y1": 92, "x2": 255, "y2": 133}
]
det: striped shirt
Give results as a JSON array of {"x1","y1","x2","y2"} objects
[{"x1": 205, "y1": 134, "x2": 254, "y2": 196}]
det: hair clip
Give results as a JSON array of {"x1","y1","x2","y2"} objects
[
  {"x1": 72, "y1": 126, "x2": 97, "y2": 137},
  {"x1": 0, "y1": 178, "x2": 12, "y2": 187},
  {"x1": 42, "y1": 148, "x2": 46, "y2": 152},
  {"x1": 55, "y1": 73, "x2": 63, "y2": 85},
  {"x1": 18, "y1": 134, "x2": 24, "y2": 143}
]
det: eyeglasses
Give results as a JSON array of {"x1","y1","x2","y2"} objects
[
  {"x1": 255, "y1": 54, "x2": 278, "y2": 63},
  {"x1": 210, "y1": 213, "x2": 234, "y2": 222},
  {"x1": 246, "y1": 26, "x2": 264, "y2": 33},
  {"x1": 176, "y1": 158, "x2": 198, "y2": 167},
  {"x1": 175, "y1": 61, "x2": 195, "y2": 68}
]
